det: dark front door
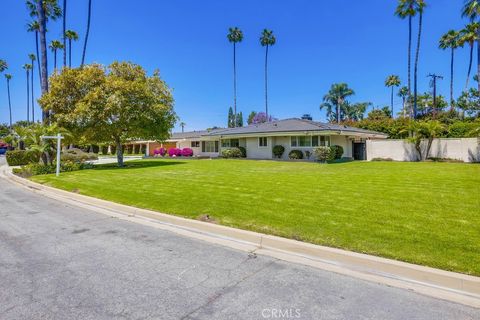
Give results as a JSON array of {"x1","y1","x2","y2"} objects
[{"x1": 353, "y1": 142, "x2": 366, "y2": 160}]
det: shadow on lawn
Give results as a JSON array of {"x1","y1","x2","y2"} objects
[{"x1": 94, "y1": 160, "x2": 186, "y2": 171}]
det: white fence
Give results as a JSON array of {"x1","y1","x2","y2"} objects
[{"x1": 366, "y1": 138, "x2": 480, "y2": 162}]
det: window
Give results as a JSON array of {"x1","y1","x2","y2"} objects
[
  {"x1": 290, "y1": 136, "x2": 330, "y2": 147},
  {"x1": 202, "y1": 141, "x2": 219, "y2": 153},
  {"x1": 191, "y1": 141, "x2": 200, "y2": 148},
  {"x1": 258, "y1": 137, "x2": 268, "y2": 147},
  {"x1": 221, "y1": 139, "x2": 239, "y2": 148}
]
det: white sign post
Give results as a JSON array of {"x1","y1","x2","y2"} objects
[{"x1": 40, "y1": 133, "x2": 64, "y2": 177}]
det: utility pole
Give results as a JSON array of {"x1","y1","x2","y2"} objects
[{"x1": 428, "y1": 74, "x2": 443, "y2": 117}]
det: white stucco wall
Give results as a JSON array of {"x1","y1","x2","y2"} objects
[
  {"x1": 177, "y1": 140, "x2": 220, "y2": 157},
  {"x1": 366, "y1": 138, "x2": 480, "y2": 162},
  {"x1": 245, "y1": 137, "x2": 273, "y2": 159}
]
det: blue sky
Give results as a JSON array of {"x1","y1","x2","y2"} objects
[{"x1": 0, "y1": 0, "x2": 474, "y2": 131}]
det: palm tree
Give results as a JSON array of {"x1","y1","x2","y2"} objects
[
  {"x1": 65, "y1": 30, "x2": 79, "y2": 68},
  {"x1": 462, "y1": 1, "x2": 480, "y2": 91},
  {"x1": 413, "y1": 0, "x2": 426, "y2": 118},
  {"x1": 179, "y1": 122, "x2": 186, "y2": 133},
  {"x1": 27, "y1": 21, "x2": 42, "y2": 83},
  {"x1": 459, "y1": 23, "x2": 479, "y2": 90},
  {"x1": 439, "y1": 30, "x2": 461, "y2": 110},
  {"x1": 23, "y1": 64, "x2": 33, "y2": 123},
  {"x1": 81, "y1": 0, "x2": 92, "y2": 67},
  {"x1": 395, "y1": 0, "x2": 416, "y2": 114},
  {"x1": 320, "y1": 83, "x2": 355, "y2": 123},
  {"x1": 385, "y1": 75, "x2": 401, "y2": 117},
  {"x1": 49, "y1": 40, "x2": 64, "y2": 71},
  {"x1": 62, "y1": 0, "x2": 67, "y2": 67},
  {"x1": 397, "y1": 86, "x2": 409, "y2": 117},
  {"x1": 28, "y1": 54, "x2": 37, "y2": 122},
  {"x1": 5, "y1": 74, "x2": 13, "y2": 129},
  {"x1": 260, "y1": 29, "x2": 276, "y2": 118},
  {"x1": 227, "y1": 27, "x2": 243, "y2": 127},
  {"x1": 0, "y1": 59, "x2": 6, "y2": 73}
]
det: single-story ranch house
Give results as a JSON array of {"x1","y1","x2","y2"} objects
[{"x1": 134, "y1": 118, "x2": 387, "y2": 160}]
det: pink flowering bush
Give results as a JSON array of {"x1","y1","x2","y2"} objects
[
  {"x1": 181, "y1": 148, "x2": 193, "y2": 157},
  {"x1": 153, "y1": 148, "x2": 161, "y2": 156},
  {"x1": 168, "y1": 148, "x2": 182, "y2": 157},
  {"x1": 159, "y1": 147, "x2": 166, "y2": 156}
]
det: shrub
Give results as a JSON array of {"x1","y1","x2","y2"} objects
[
  {"x1": 14, "y1": 161, "x2": 95, "y2": 177},
  {"x1": 288, "y1": 150, "x2": 303, "y2": 159},
  {"x1": 182, "y1": 147, "x2": 193, "y2": 157},
  {"x1": 91, "y1": 145, "x2": 100, "y2": 153},
  {"x1": 6, "y1": 150, "x2": 40, "y2": 166},
  {"x1": 168, "y1": 148, "x2": 182, "y2": 157},
  {"x1": 330, "y1": 145, "x2": 344, "y2": 159},
  {"x1": 238, "y1": 146, "x2": 247, "y2": 158},
  {"x1": 110, "y1": 145, "x2": 117, "y2": 155},
  {"x1": 61, "y1": 148, "x2": 98, "y2": 162},
  {"x1": 153, "y1": 148, "x2": 161, "y2": 156},
  {"x1": 272, "y1": 145, "x2": 285, "y2": 158},
  {"x1": 159, "y1": 147, "x2": 166, "y2": 156},
  {"x1": 371, "y1": 157, "x2": 394, "y2": 161},
  {"x1": 314, "y1": 146, "x2": 334, "y2": 163},
  {"x1": 100, "y1": 145, "x2": 108, "y2": 155},
  {"x1": 221, "y1": 147, "x2": 242, "y2": 158}
]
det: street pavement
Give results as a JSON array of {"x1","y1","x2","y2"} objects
[{"x1": 0, "y1": 156, "x2": 479, "y2": 319}]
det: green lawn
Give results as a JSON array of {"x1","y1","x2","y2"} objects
[{"x1": 32, "y1": 159, "x2": 480, "y2": 275}]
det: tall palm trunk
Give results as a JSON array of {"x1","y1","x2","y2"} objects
[
  {"x1": 402, "y1": 97, "x2": 406, "y2": 118},
  {"x1": 63, "y1": 0, "x2": 67, "y2": 67},
  {"x1": 336, "y1": 99, "x2": 341, "y2": 123},
  {"x1": 465, "y1": 43, "x2": 474, "y2": 90},
  {"x1": 477, "y1": 30, "x2": 480, "y2": 92},
  {"x1": 233, "y1": 42, "x2": 237, "y2": 127},
  {"x1": 26, "y1": 70, "x2": 30, "y2": 123},
  {"x1": 31, "y1": 58, "x2": 35, "y2": 123},
  {"x1": 264, "y1": 44, "x2": 269, "y2": 118},
  {"x1": 69, "y1": 39, "x2": 72, "y2": 68},
  {"x1": 413, "y1": 11, "x2": 423, "y2": 119},
  {"x1": 53, "y1": 49, "x2": 57, "y2": 72},
  {"x1": 35, "y1": 31, "x2": 41, "y2": 84},
  {"x1": 390, "y1": 87, "x2": 394, "y2": 118},
  {"x1": 407, "y1": 15, "x2": 412, "y2": 116},
  {"x1": 6, "y1": 78, "x2": 12, "y2": 128},
  {"x1": 81, "y1": 0, "x2": 92, "y2": 67},
  {"x1": 450, "y1": 47, "x2": 455, "y2": 110},
  {"x1": 36, "y1": 0, "x2": 49, "y2": 122}
]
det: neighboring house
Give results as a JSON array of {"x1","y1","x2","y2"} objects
[{"x1": 137, "y1": 118, "x2": 387, "y2": 160}]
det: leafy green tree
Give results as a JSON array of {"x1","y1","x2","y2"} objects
[
  {"x1": 404, "y1": 120, "x2": 446, "y2": 160},
  {"x1": 227, "y1": 27, "x2": 243, "y2": 127},
  {"x1": 28, "y1": 53, "x2": 36, "y2": 122},
  {"x1": 462, "y1": 0, "x2": 480, "y2": 91},
  {"x1": 5, "y1": 74, "x2": 13, "y2": 128},
  {"x1": 39, "y1": 62, "x2": 177, "y2": 166},
  {"x1": 439, "y1": 30, "x2": 461, "y2": 109},
  {"x1": 65, "y1": 30, "x2": 78, "y2": 68},
  {"x1": 81, "y1": 0, "x2": 92, "y2": 67},
  {"x1": 49, "y1": 40, "x2": 64, "y2": 71},
  {"x1": 247, "y1": 111, "x2": 256, "y2": 125},
  {"x1": 260, "y1": 29, "x2": 276, "y2": 118},
  {"x1": 320, "y1": 83, "x2": 355, "y2": 123},
  {"x1": 342, "y1": 102, "x2": 370, "y2": 121},
  {"x1": 385, "y1": 75, "x2": 401, "y2": 117},
  {"x1": 397, "y1": 86, "x2": 409, "y2": 117},
  {"x1": 227, "y1": 106, "x2": 234, "y2": 128},
  {"x1": 23, "y1": 64, "x2": 33, "y2": 123},
  {"x1": 236, "y1": 111, "x2": 243, "y2": 127},
  {"x1": 367, "y1": 107, "x2": 392, "y2": 120},
  {"x1": 459, "y1": 22, "x2": 479, "y2": 90},
  {"x1": 457, "y1": 88, "x2": 480, "y2": 117}
]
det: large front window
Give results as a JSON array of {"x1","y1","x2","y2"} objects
[
  {"x1": 221, "y1": 139, "x2": 239, "y2": 148},
  {"x1": 202, "y1": 141, "x2": 219, "y2": 153},
  {"x1": 290, "y1": 136, "x2": 330, "y2": 147}
]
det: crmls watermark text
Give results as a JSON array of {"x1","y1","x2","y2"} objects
[{"x1": 261, "y1": 308, "x2": 301, "y2": 319}]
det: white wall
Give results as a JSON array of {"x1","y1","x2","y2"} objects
[
  {"x1": 245, "y1": 137, "x2": 273, "y2": 159},
  {"x1": 366, "y1": 138, "x2": 480, "y2": 162},
  {"x1": 177, "y1": 140, "x2": 220, "y2": 157}
]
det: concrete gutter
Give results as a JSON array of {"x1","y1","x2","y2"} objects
[{"x1": 1, "y1": 164, "x2": 479, "y2": 308}]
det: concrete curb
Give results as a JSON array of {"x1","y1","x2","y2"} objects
[{"x1": 2, "y1": 165, "x2": 479, "y2": 308}]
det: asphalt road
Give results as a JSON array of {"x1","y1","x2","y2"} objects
[{"x1": 0, "y1": 157, "x2": 479, "y2": 319}]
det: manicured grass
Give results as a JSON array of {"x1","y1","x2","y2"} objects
[{"x1": 32, "y1": 159, "x2": 480, "y2": 275}]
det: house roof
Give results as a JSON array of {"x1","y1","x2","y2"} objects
[
  {"x1": 206, "y1": 118, "x2": 387, "y2": 138},
  {"x1": 168, "y1": 118, "x2": 387, "y2": 140}
]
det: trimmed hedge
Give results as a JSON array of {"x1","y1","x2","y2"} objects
[
  {"x1": 13, "y1": 161, "x2": 95, "y2": 177},
  {"x1": 288, "y1": 149, "x2": 303, "y2": 159},
  {"x1": 221, "y1": 147, "x2": 242, "y2": 158},
  {"x1": 6, "y1": 150, "x2": 40, "y2": 166},
  {"x1": 314, "y1": 146, "x2": 334, "y2": 163},
  {"x1": 330, "y1": 145, "x2": 344, "y2": 159},
  {"x1": 61, "y1": 148, "x2": 98, "y2": 162},
  {"x1": 238, "y1": 146, "x2": 247, "y2": 158},
  {"x1": 273, "y1": 145, "x2": 285, "y2": 158}
]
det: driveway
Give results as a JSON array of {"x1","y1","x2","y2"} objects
[{"x1": 0, "y1": 157, "x2": 478, "y2": 319}]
